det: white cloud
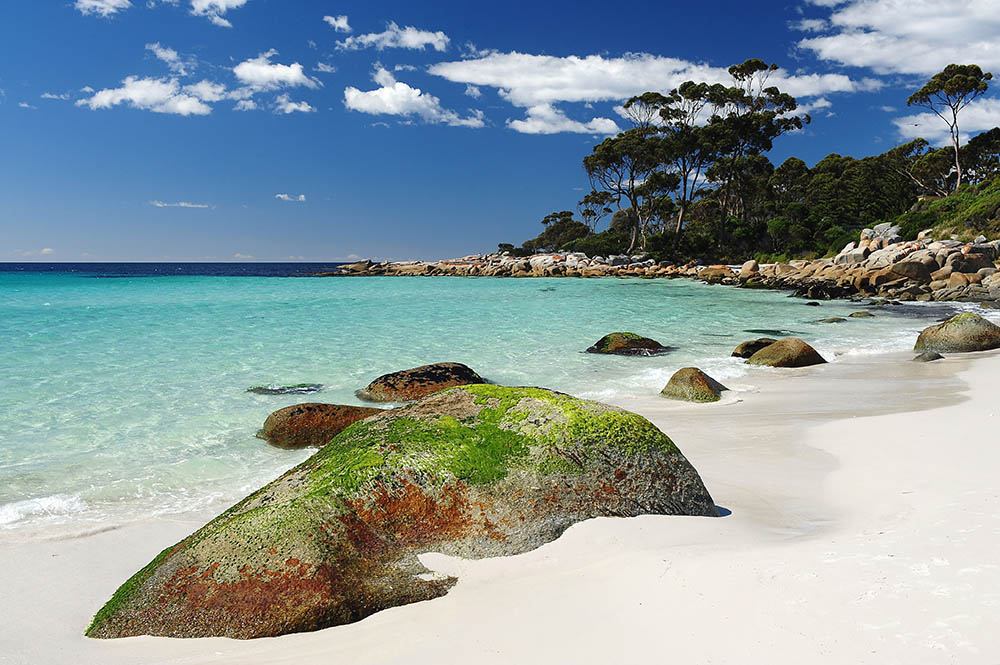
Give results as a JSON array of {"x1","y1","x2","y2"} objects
[
  {"x1": 797, "y1": 97, "x2": 833, "y2": 115},
  {"x1": 343, "y1": 66, "x2": 484, "y2": 128},
  {"x1": 894, "y1": 97, "x2": 1000, "y2": 145},
  {"x1": 508, "y1": 103, "x2": 619, "y2": 135},
  {"x1": 275, "y1": 193, "x2": 306, "y2": 202},
  {"x1": 880, "y1": 105, "x2": 897, "y2": 112},
  {"x1": 337, "y1": 21, "x2": 450, "y2": 52},
  {"x1": 429, "y1": 52, "x2": 872, "y2": 107},
  {"x1": 75, "y1": 0, "x2": 132, "y2": 17},
  {"x1": 464, "y1": 84, "x2": 481, "y2": 99},
  {"x1": 233, "y1": 253, "x2": 254, "y2": 259},
  {"x1": 150, "y1": 200, "x2": 212, "y2": 208},
  {"x1": 145, "y1": 42, "x2": 193, "y2": 76},
  {"x1": 323, "y1": 15, "x2": 351, "y2": 33},
  {"x1": 233, "y1": 49, "x2": 319, "y2": 91},
  {"x1": 41, "y1": 92, "x2": 70, "y2": 100},
  {"x1": 183, "y1": 80, "x2": 227, "y2": 102},
  {"x1": 315, "y1": 62, "x2": 336, "y2": 74},
  {"x1": 234, "y1": 99, "x2": 257, "y2": 111},
  {"x1": 273, "y1": 94, "x2": 315, "y2": 114},
  {"x1": 798, "y1": 0, "x2": 1000, "y2": 75},
  {"x1": 40, "y1": 248, "x2": 54, "y2": 255},
  {"x1": 80, "y1": 86, "x2": 95, "y2": 93},
  {"x1": 792, "y1": 18, "x2": 828, "y2": 32},
  {"x1": 18, "y1": 102, "x2": 38, "y2": 110},
  {"x1": 394, "y1": 64, "x2": 417, "y2": 72},
  {"x1": 429, "y1": 51, "x2": 869, "y2": 134},
  {"x1": 77, "y1": 76, "x2": 211, "y2": 115},
  {"x1": 189, "y1": 0, "x2": 247, "y2": 27}
]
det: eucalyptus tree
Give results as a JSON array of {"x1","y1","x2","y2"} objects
[
  {"x1": 907, "y1": 64, "x2": 992, "y2": 190},
  {"x1": 583, "y1": 127, "x2": 664, "y2": 252},
  {"x1": 576, "y1": 190, "x2": 615, "y2": 232},
  {"x1": 961, "y1": 127, "x2": 1000, "y2": 184},
  {"x1": 705, "y1": 59, "x2": 809, "y2": 221}
]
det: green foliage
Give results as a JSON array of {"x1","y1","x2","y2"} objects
[{"x1": 562, "y1": 229, "x2": 629, "y2": 256}]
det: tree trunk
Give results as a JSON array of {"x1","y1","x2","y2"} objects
[
  {"x1": 672, "y1": 203, "x2": 687, "y2": 248},
  {"x1": 951, "y1": 109, "x2": 963, "y2": 191}
]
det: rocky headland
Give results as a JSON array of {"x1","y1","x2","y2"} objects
[{"x1": 316, "y1": 224, "x2": 1000, "y2": 306}]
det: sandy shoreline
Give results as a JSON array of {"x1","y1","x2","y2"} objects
[{"x1": 2, "y1": 349, "x2": 998, "y2": 664}]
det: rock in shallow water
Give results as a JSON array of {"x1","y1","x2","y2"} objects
[
  {"x1": 731, "y1": 338, "x2": 777, "y2": 359},
  {"x1": 357, "y1": 362, "x2": 484, "y2": 402},
  {"x1": 745, "y1": 337, "x2": 827, "y2": 368},
  {"x1": 913, "y1": 351, "x2": 944, "y2": 363},
  {"x1": 661, "y1": 368, "x2": 728, "y2": 403},
  {"x1": 914, "y1": 312, "x2": 1000, "y2": 353},
  {"x1": 256, "y1": 403, "x2": 383, "y2": 449},
  {"x1": 585, "y1": 332, "x2": 672, "y2": 356},
  {"x1": 247, "y1": 384, "x2": 324, "y2": 395},
  {"x1": 86, "y1": 385, "x2": 717, "y2": 640}
]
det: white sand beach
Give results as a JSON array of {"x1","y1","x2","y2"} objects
[{"x1": 2, "y1": 350, "x2": 997, "y2": 665}]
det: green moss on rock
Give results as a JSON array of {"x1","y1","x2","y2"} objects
[
  {"x1": 914, "y1": 312, "x2": 1000, "y2": 352},
  {"x1": 87, "y1": 385, "x2": 715, "y2": 640}
]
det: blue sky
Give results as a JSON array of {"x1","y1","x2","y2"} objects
[{"x1": 2, "y1": 0, "x2": 999, "y2": 261}]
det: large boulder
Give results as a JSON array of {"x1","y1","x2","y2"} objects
[
  {"x1": 358, "y1": 362, "x2": 484, "y2": 402},
  {"x1": 745, "y1": 337, "x2": 828, "y2": 368},
  {"x1": 731, "y1": 338, "x2": 777, "y2": 359},
  {"x1": 913, "y1": 313, "x2": 1000, "y2": 353},
  {"x1": 660, "y1": 368, "x2": 728, "y2": 403},
  {"x1": 86, "y1": 385, "x2": 717, "y2": 640},
  {"x1": 586, "y1": 332, "x2": 671, "y2": 356},
  {"x1": 256, "y1": 403, "x2": 383, "y2": 449}
]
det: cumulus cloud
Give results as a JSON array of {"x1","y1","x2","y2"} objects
[
  {"x1": 275, "y1": 193, "x2": 306, "y2": 201},
  {"x1": 233, "y1": 49, "x2": 319, "y2": 91},
  {"x1": 75, "y1": 0, "x2": 132, "y2": 17},
  {"x1": 343, "y1": 66, "x2": 484, "y2": 128},
  {"x1": 430, "y1": 52, "x2": 872, "y2": 108},
  {"x1": 797, "y1": 0, "x2": 1000, "y2": 75},
  {"x1": 182, "y1": 80, "x2": 227, "y2": 102},
  {"x1": 189, "y1": 0, "x2": 247, "y2": 27},
  {"x1": 150, "y1": 200, "x2": 212, "y2": 208},
  {"x1": 18, "y1": 102, "x2": 38, "y2": 110},
  {"x1": 894, "y1": 97, "x2": 1000, "y2": 145},
  {"x1": 41, "y1": 92, "x2": 71, "y2": 100},
  {"x1": 464, "y1": 84, "x2": 481, "y2": 99},
  {"x1": 145, "y1": 42, "x2": 193, "y2": 76},
  {"x1": 428, "y1": 51, "x2": 868, "y2": 134},
  {"x1": 234, "y1": 99, "x2": 257, "y2": 111},
  {"x1": 509, "y1": 104, "x2": 619, "y2": 135},
  {"x1": 337, "y1": 21, "x2": 450, "y2": 52},
  {"x1": 273, "y1": 94, "x2": 315, "y2": 114},
  {"x1": 77, "y1": 76, "x2": 211, "y2": 115},
  {"x1": 323, "y1": 14, "x2": 351, "y2": 33},
  {"x1": 315, "y1": 62, "x2": 336, "y2": 74}
]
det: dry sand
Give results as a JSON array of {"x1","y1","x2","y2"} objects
[{"x1": 1, "y1": 350, "x2": 997, "y2": 664}]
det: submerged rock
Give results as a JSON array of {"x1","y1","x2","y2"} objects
[
  {"x1": 357, "y1": 362, "x2": 484, "y2": 402},
  {"x1": 913, "y1": 351, "x2": 944, "y2": 363},
  {"x1": 86, "y1": 385, "x2": 718, "y2": 640},
  {"x1": 586, "y1": 332, "x2": 671, "y2": 356},
  {"x1": 745, "y1": 337, "x2": 827, "y2": 368},
  {"x1": 818, "y1": 317, "x2": 846, "y2": 324},
  {"x1": 849, "y1": 311, "x2": 875, "y2": 318},
  {"x1": 914, "y1": 312, "x2": 1000, "y2": 353},
  {"x1": 247, "y1": 384, "x2": 324, "y2": 395},
  {"x1": 256, "y1": 403, "x2": 383, "y2": 449},
  {"x1": 661, "y1": 368, "x2": 728, "y2": 403},
  {"x1": 731, "y1": 338, "x2": 777, "y2": 359}
]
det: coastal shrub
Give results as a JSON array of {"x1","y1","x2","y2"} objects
[{"x1": 562, "y1": 229, "x2": 629, "y2": 256}]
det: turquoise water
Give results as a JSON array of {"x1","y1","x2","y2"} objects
[{"x1": 0, "y1": 270, "x2": 984, "y2": 539}]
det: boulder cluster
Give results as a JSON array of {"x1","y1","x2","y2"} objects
[{"x1": 742, "y1": 228, "x2": 1000, "y2": 303}]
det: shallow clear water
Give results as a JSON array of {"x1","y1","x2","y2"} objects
[{"x1": 0, "y1": 266, "x2": 991, "y2": 538}]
